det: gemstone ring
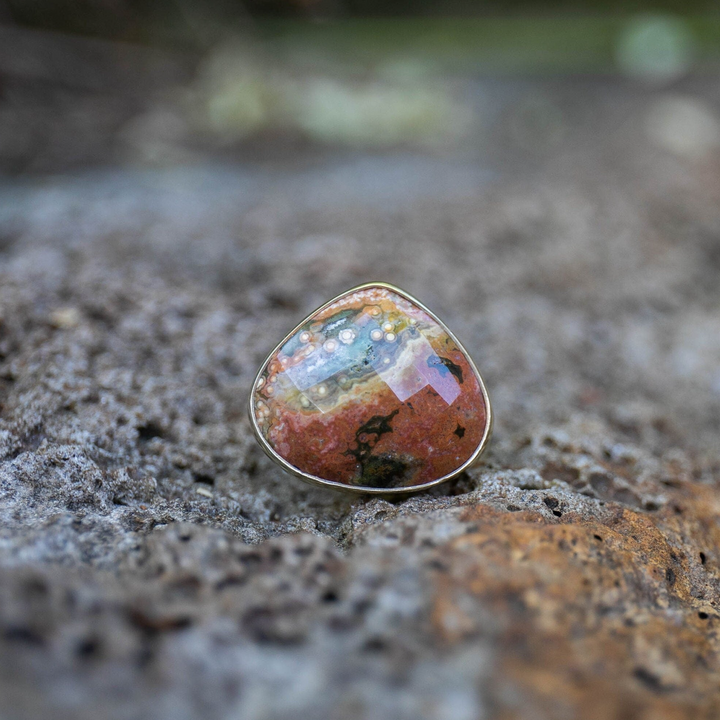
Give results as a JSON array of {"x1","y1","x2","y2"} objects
[{"x1": 249, "y1": 282, "x2": 492, "y2": 493}]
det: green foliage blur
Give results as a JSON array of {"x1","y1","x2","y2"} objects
[
  {"x1": 4, "y1": 0, "x2": 720, "y2": 47},
  {"x1": 2, "y1": 0, "x2": 720, "y2": 173}
]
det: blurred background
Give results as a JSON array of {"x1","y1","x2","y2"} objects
[{"x1": 1, "y1": 0, "x2": 720, "y2": 175}]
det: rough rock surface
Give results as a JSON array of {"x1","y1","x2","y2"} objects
[{"x1": 2, "y1": 79, "x2": 720, "y2": 720}]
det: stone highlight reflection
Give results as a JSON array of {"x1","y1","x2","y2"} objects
[{"x1": 252, "y1": 285, "x2": 488, "y2": 489}]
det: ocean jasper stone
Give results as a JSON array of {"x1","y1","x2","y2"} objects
[{"x1": 251, "y1": 284, "x2": 491, "y2": 492}]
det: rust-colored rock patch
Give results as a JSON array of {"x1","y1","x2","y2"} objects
[{"x1": 424, "y1": 499, "x2": 720, "y2": 718}]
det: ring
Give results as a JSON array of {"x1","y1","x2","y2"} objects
[{"x1": 249, "y1": 283, "x2": 492, "y2": 494}]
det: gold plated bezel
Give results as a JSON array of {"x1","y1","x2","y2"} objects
[{"x1": 248, "y1": 282, "x2": 493, "y2": 494}]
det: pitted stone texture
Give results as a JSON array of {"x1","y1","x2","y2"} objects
[{"x1": 2, "y1": 83, "x2": 720, "y2": 718}]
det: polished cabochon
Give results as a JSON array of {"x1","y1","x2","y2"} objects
[{"x1": 249, "y1": 283, "x2": 492, "y2": 493}]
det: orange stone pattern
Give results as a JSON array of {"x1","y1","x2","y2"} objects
[{"x1": 252, "y1": 286, "x2": 488, "y2": 489}]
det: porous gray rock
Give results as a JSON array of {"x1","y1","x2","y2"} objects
[{"x1": 2, "y1": 79, "x2": 720, "y2": 719}]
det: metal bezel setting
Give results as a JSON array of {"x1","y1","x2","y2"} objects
[{"x1": 248, "y1": 282, "x2": 493, "y2": 494}]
